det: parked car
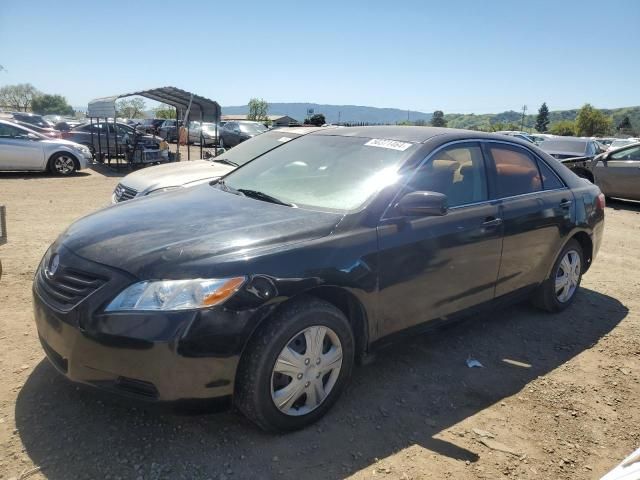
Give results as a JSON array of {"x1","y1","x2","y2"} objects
[
  {"x1": 538, "y1": 137, "x2": 602, "y2": 180},
  {"x1": 608, "y1": 138, "x2": 640, "y2": 151},
  {"x1": 62, "y1": 121, "x2": 161, "y2": 155},
  {"x1": 10, "y1": 112, "x2": 54, "y2": 129},
  {"x1": 496, "y1": 131, "x2": 535, "y2": 143},
  {"x1": 188, "y1": 122, "x2": 221, "y2": 146},
  {"x1": 158, "y1": 119, "x2": 178, "y2": 142},
  {"x1": 112, "y1": 127, "x2": 328, "y2": 203},
  {"x1": 219, "y1": 121, "x2": 267, "y2": 148},
  {"x1": 12, "y1": 119, "x2": 61, "y2": 138},
  {"x1": 53, "y1": 120, "x2": 84, "y2": 132},
  {"x1": 137, "y1": 118, "x2": 165, "y2": 135},
  {"x1": 0, "y1": 119, "x2": 91, "y2": 174},
  {"x1": 592, "y1": 141, "x2": 640, "y2": 201},
  {"x1": 34, "y1": 127, "x2": 604, "y2": 431}
]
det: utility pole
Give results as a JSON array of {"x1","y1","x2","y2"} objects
[
  {"x1": 338, "y1": 111, "x2": 341, "y2": 125},
  {"x1": 520, "y1": 105, "x2": 528, "y2": 132}
]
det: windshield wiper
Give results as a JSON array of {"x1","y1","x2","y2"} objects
[
  {"x1": 213, "y1": 158, "x2": 239, "y2": 167},
  {"x1": 237, "y1": 189, "x2": 293, "y2": 207},
  {"x1": 214, "y1": 179, "x2": 243, "y2": 196}
]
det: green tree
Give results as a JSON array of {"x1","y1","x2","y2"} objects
[
  {"x1": 430, "y1": 110, "x2": 447, "y2": 127},
  {"x1": 490, "y1": 122, "x2": 520, "y2": 132},
  {"x1": 617, "y1": 115, "x2": 632, "y2": 132},
  {"x1": 247, "y1": 98, "x2": 269, "y2": 121},
  {"x1": 31, "y1": 94, "x2": 74, "y2": 116},
  {"x1": 549, "y1": 120, "x2": 576, "y2": 136},
  {"x1": 116, "y1": 98, "x2": 146, "y2": 118},
  {"x1": 304, "y1": 113, "x2": 326, "y2": 126},
  {"x1": 575, "y1": 103, "x2": 612, "y2": 136},
  {"x1": 0, "y1": 83, "x2": 40, "y2": 111},
  {"x1": 154, "y1": 103, "x2": 176, "y2": 119},
  {"x1": 535, "y1": 102, "x2": 550, "y2": 132}
]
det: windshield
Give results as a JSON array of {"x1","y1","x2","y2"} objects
[
  {"x1": 610, "y1": 139, "x2": 633, "y2": 149},
  {"x1": 216, "y1": 130, "x2": 301, "y2": 166},
  {"x1": 222, "y1": 135, "x2": 417, "y2": 211},
  {"x1": 239, "y1": 123, "x2": 267, "y2": 134},
  {"x1": 539, "y1": 140, "x2": 587, "y2": 155}
]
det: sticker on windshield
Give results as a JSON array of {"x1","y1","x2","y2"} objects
[
  {"x1": 277, "y1": 136, "x2": 293, "y2": 142},
  {"x1": 364, "y1": 139, "x2": 412, "y2": 151}
]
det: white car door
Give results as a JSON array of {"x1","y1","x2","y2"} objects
[{"x1": 0, "y1": 123, "x2": 45, "y2": 170}]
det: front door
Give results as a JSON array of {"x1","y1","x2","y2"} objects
[
  {"x1": 594, "y1": 145, "x2": 640, "y2": 200},
  {"x1": 377, "y1": 142, "x2": 503, "y2": 336},
  {"x1": 0, "y1": 123, "x2": 44, "y2": 170}
]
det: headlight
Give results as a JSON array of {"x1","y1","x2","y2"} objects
[{"x1": 105, "y1": 277, "x2": 246, "y2": 312}]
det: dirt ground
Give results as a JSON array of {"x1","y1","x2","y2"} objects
[{"x1": 0, "y1": 162, "x2": 639, "y2": 480}]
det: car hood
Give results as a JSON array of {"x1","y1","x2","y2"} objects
[
  {"x1": 119, "y1": 160, "x2": 234, "y2": 194},
  {"x1": 41, "y1": 138, "x2": 84, "y2": 148},
  {"x1": 58, "y1": 184, "x2": 342, "y2": 278}
]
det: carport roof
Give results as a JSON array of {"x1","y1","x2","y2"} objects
[{"x1": 87, "y1": 86, "x2": 221, "y2": 122}]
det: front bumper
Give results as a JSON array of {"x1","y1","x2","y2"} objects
[{"x1": 32, "y1": 247, "x2": 242, "y2": 402}]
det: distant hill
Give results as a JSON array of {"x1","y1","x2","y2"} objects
[
  {"x1": 222, "y1": 103, "x2": 431, "y2": 125},
  {"x1": 445, "y1": 106, "x2": 640, "y2": 133}
]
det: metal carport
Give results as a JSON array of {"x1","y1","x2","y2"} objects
[{"x1": 87, "y1": 86, "x2": 221, "y2": 164}]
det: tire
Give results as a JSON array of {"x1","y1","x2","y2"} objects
[
  {"x1": 48, "y1": 152, "x2": 79, "y2": 176},
  {"x1": 532, "y1": 239, "x2": 584, "y2": 312},
  {"x1": 235, "y1": 296, "x2": 355, "y2": 432}
]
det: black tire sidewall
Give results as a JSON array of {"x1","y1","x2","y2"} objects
[{"x1": 238, "y1": 299, "x2": 354, "y2": 432}]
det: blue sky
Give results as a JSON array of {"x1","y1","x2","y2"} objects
[{"x1": 1, "y1": 0, "x2": 638, "y2": 113}]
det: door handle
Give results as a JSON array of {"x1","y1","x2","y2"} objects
[
  {"x1": 559, "y1": 199, "x2": 572, "y2": 209},
  {"x1": 482, "y1": 217, "x2": 503, "y2": 227}
]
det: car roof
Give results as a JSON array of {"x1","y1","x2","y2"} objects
[{"x1": 307, "y1": 125, "x2": 537, "y2": 145}]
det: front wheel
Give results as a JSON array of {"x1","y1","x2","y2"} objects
[
  {"x1": 49, "y1": 153, "x2": 79, "y2": 175},
  {"x1": 532, "y1": 239, "x2": 583, "y2": 312},
  {"x1": 235, "y1": 296, "x2": 354, "y2": 432}
]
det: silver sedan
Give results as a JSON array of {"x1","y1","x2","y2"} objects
[{"x1": 0, "y1": 120, "x2": 91, "y2": 175}]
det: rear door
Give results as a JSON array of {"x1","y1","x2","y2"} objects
[
  {"x1": 594, "y1": 145, "x2": 640, "y2": 200},
  {"x1": 484, "y1": 141, "x2": 574, "y2": 297},
  {"x1": 0, "y1": 123, "x2": 45, "y2": 170},
  {"x1": 377, "y1": 142, "x2": 503, "y2": 335}
]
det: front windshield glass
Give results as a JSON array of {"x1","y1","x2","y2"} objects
[
  {"x1": 240, "y1": 123, "x2": 266, "y2": 134},
  {"x1": 222, "y1": 135, "x2": 417, "y2": 211},
  {"x1": 216, "y1": 130, "x2": 300, "y2": 166}
]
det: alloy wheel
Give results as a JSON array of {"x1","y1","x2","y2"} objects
[
  {"x1": 53, "y1": 155, "x2": 76, "y2": 175},
  {"x1": 555, "y1": 249, "x2": 581, "y2": 303},
  {"x1": 271, "y1": 325, "x2": 343, "y2": 416}
]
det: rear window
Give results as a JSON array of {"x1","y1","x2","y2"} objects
[{"x1": 488, "y1": 144, "x2": 542, "y2": 198}]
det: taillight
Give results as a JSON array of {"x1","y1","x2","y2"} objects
[{"x1": 596, "y1": 192, "x2": 606, "y2": 211}]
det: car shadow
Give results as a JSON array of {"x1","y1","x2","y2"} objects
[
  {"x1": 15, "y1": 288, "x2": 627, "y2": 479},
  {"x1": 607, "y1": 198, "x2": 640, "y2": 212},
  {"x1": 0, "y1": 171, "x2": 92, "y2": 179}
]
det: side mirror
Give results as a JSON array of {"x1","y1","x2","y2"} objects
[{"x1": 396, "y1": 191, "x2": 448, "y2": 217}]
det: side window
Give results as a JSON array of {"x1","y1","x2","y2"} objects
[
  {"x1": 611, "y1": 146, "x2": 640, "y2": 160},
  {"x1": 537, "y1": 159, "x2": 564, "y2": 190},
  {"x1": 488, "y1": 144, "x2": 542, "y2": 198},
  {"x1": 0, "y1": 124, "x2": 25, "y2": 138},
  {"x1": 404, "y1": 143, "x2": 488, "y2": 207}
]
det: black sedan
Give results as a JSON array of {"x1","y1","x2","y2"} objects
[{"x1": 34, "y1": 127, "x2": 605, "y2": 431}]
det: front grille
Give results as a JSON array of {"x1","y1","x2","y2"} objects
[
  {"x1": 113, "y1": 183, "x2": 138, "y2": 202},
  {"x1": 37, "y1": 265, "x2": 106, "y2": 311}
]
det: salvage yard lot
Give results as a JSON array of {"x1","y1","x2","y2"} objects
[{"x1": 0, "y1": 166, "x2": 639, "y2": 480}]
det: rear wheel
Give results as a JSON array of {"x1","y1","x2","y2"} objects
[
  {"x1": 49, "y1": 152, "x2": 79, "y2": 175},
  {"x1": 235, "y1": 296, "x2": 354, "y2": 432},
  {"x1": 532, "y1": 239, "x2": 583, "y2": 312}
]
